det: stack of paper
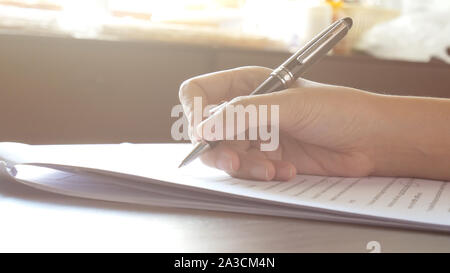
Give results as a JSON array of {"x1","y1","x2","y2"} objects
[{"x1": 0, "y1": 142, "x2": 448, "y2": 232}]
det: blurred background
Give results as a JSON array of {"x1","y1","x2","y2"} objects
[
  {"x1": 1, "y1": 0, "x2": 449, "y2": 61},
  {"x1": 0, "y1": 0, "x2": 449, "y2": 144}
]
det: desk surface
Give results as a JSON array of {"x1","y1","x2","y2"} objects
[{"x1": 0, "y1": 174, "x2": 449, "y2": 253}]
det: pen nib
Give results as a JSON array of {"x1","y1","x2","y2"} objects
[
  {"x1": 178, "y1": 142, "x2": 211, "y2": 168},
  {"x1": 178, "y1": 160, "x2": 187, "y2": 168}
]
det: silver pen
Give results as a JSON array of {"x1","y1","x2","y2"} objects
[{"x1": 179, "y1": 17, "x2": 353, "y2": 168}]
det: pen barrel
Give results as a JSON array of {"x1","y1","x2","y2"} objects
[
  {"x1": 290, "y1": 26, "x2": 348, "y2": 79},
  {"x1": 249, "y1": 18, "x2": 351, "y2": 96},
  {"x1": 279, "y1": 17, "x2": 352, "y2": 80}
]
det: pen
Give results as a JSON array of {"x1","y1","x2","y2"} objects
[{"x1": 179, "y1": 17, "x2": 353, "y2": 168}]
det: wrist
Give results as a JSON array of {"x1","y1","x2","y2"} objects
[{"x1": 368, "y1": 94, "x2": 450, "y2": 180}]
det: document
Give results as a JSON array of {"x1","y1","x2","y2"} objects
[{"x1": 0, "y1": 142, "x2": 449, "y2": 232}]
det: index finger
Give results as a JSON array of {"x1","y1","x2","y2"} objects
[{"x1": 178, "y1": 66, "x2": 272, "y2": 128}]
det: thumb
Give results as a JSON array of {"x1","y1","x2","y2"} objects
[{"x1": 196, "y1": 89, "x2": 303, "y2": 143}]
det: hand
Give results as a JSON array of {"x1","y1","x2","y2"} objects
[
  {"x1": 179, "y1": 66, "x2": 450, "y2": 181},
  {"x1": 179, "y1": 66, "x2": 378, "y2": 181}
]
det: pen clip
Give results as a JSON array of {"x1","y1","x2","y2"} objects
[{"x1": 296, "y1": 19, "x2": 349, "y2": 64}]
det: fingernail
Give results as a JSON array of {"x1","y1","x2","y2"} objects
[
  {"x1": 290, "y1": 167, "x2": 296, "y2": 178},
  {"x1": 280, "y1": 165, "x2": 295, "y2": 179},
  {"x1": 250, "y1": 165, "x2": 269, "y2": 180},
  {"x1": 216, "y1": 156, "x2": 233, "y2": 172}
]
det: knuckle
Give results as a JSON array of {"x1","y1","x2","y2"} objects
[
  {"x1": 238, "y1": 65, "x2": 271, "y2": 74},
  {"x1": 178, "y1": 78, "x2": 195, "y2": 101},
  {"x1": 252, "y1": 66, "x2": 272, "y2": 75}
]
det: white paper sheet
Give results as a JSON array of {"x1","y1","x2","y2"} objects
[{"x1": 0, "y1": 142, "x2": 449, "y2": 232}]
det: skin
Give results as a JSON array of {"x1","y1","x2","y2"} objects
[{"x1": 179, "y1": 66, "x2": 450, "y2": 182}]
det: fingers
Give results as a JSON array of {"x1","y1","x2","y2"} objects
[
  {"x1": 229, "y1": 151, "x2": 276, "y2": 181},
  {"x1": 178, "y1": 66, "x2": 317, "y2": 142},
  {"x1": 272, "y1": 160, "x2": 297, "y2": 181},
  {"x1": 199, "y1": 143, "x2": 240, "y2": 173},
  {"x1": 179, "y1": 66, "x2": 273, "y2": 107},
  {"x1": 201, "y1": 143, "x2": 297, "y2": 181},
  {"x1": 178, "y1": 66, "x2": 314, "y2": 181},
  {"x1": 179, "y1": 79, "x2": 209, "y2": 141},
  {"x1": 196, "y1": 89, "x2": 304, "y2": 143},
  {"x1": 179, "y1": 66, "x2": 274, "y2": 140}
]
